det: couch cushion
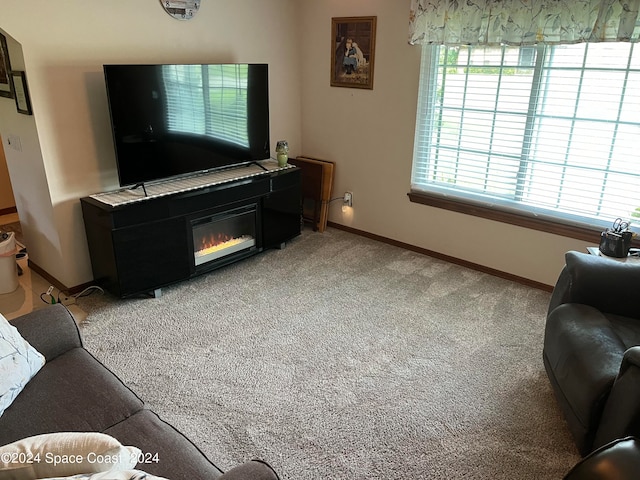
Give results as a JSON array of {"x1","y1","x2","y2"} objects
[
  {"x1": 0, "y1": 348, "x2": 144, "y2": 446},
  {"x1": 0, "y1": 312, "x2": 45, "y2": 418},
  {"x1": 104, "y1": 409, "x2": 223, "y2": 480}
]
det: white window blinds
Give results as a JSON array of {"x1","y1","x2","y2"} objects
[{"x1": 411, "y1": 43, "x2": 640, "y2": 230}]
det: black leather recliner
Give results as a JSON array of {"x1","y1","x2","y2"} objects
[
  {"x1": 544, "y1": 251, "x2": 640, "y2": 456},
  {"x1": 563, "y1": 436, "x2": 640, "y2": 479}
]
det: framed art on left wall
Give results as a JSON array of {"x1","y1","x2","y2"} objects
[
  {"x1": 0, "y1": 32, "x2": 13, "y2": 98},
  {"x1": 11, "y1": 71, "x2": 32, "y2": 115}
]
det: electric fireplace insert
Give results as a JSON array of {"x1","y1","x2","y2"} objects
[{"x1": 190, "y1": 204, "x2": 258, "y2": 271}]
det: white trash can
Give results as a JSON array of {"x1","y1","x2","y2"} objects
[{"x1": 0, "y1": 231, "x2": 19, "y2": 294}]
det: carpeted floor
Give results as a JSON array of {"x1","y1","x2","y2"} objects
[{"x1": 79, "y1": 227, "x2": 580, "y2": 479}]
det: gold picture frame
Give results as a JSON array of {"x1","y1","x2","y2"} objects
[
  {"x1": 0, "y1": 32, "x2": 13, "y2": 98},
  {"x1": 331, "y1": 16, "x2": 377, "y2": 89}
]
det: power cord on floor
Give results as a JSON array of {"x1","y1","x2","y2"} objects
[
  {"x1": 40, "y1": 286, "x2": 58, "y2": 305},
  {"x1": 40, "y1": 285, "x2": 104, "y2": 305}
]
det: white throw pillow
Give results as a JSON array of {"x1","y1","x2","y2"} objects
[
  {"x1": 0, "y1": 432, "x2": 141, "y2": 479},
  {"x1": 39, "y1": 470, "x2": 169, "y2": 479},
  {"x1": 0, "y1": 312, "x2": 45, "y2": 417}
]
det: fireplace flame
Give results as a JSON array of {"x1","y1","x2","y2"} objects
[
  {"x1": 200, "y1": 233, "x2": 233, "y2": 251},
  {"x1": 195, "y1": 234, "x2": 254, "y2": 259}
]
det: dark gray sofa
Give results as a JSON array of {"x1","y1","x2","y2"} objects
[{"x1": 0, "y1": 304, "x2": 280, "y2": 480}]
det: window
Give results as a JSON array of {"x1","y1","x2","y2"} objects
[
  {"x1": 411, "y1": 43, "x2": 640, "y2": 234},
  {"x1": 162, "y1": 64, "x2": 250, "y2": 147}
]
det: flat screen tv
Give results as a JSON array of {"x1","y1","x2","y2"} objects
[{"x1": 103, "y1": 63, "x2": 270, "y2": 187}]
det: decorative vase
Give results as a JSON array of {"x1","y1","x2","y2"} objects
[{"x1": 275, "y1": 140, "x2": 289, "y2": 167}]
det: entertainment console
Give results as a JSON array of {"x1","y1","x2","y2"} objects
[{"x1": 80, "y1": 161, "x2": 301, "y2": 298}]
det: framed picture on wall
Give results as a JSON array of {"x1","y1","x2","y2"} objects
[
  {"x1": 11, "y1": 71, "x2": 32, "y2": 115},
  {"x1": 0, "y1": 32, "x2": 13, "y2": 98},
  {"x1": 330, "y1": 16, "x2": 377, "y2": 89}
]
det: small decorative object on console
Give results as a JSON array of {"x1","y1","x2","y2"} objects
[
  {"x1": 276, "y1": 140, "x2": 289, "y2": 167},
  {"x1": 599, "y1": 218, "x2": 634, "y2": 258}
]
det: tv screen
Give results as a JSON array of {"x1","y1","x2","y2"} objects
[{"x1": 104, "y1": 63, "x2": 270, "y2": 187}]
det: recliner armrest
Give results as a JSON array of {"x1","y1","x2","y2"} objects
[
  {"x1": 564, "y1": 436, "x2": 640, "y2": 479},
  {"x1": 548, "y1": 251, "x2": 640, "y2": 319},
  {"x1": 593, "y1": 346, "x2": 640, "y2": 450},
  {"x1": 620, "y1": 346, "x2": 640, "y2": 371},
  {"x1": 10, "y1": 304, "x2": 82, "y2": 362}
]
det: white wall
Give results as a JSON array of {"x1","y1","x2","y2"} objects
[
  {"x1": 298, "y1": 1, "x2": 591, "y2": 287},
  {"x1": 0, "y1": 30, "x2": 54, "y2": 270},
  {"x1": 0, "y1": 0, "x2": 302, "y2": 288}
]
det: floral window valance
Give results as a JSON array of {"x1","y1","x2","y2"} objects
[{"x1": 409, "y1": 0, "x2": 640, "y2": 46}]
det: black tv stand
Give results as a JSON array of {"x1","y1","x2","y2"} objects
[{"x1": 80, "y1": 162, "x2": 301, "y2": 298}]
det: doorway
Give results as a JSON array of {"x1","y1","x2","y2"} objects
[{"x1": 0, "y1": 135, "x2": 22, "y2": 245}]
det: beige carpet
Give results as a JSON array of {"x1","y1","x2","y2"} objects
[{"x1": 79, "y1": 227, "x2": 580, "y2": 479}]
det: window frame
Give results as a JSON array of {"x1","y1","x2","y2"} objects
[{"x1": 409, "y1": 44, "x2": 640, "y2": 243}]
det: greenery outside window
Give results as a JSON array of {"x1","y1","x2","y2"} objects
[{"x1": 410, "y1": 43, "x2": 640, "y2": 238}]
